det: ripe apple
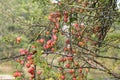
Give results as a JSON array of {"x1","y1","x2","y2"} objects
[
  {"x1": 26, "y1": 63, "x2": 31, "y2": 68},
  {"x1": 39, "y1": 38, "x2": 44, "y2": 44},
  {"x1": 65, "y1": 64, "x2": 70, "y2": 68},
  {"x1": 37, "y1": 70, "x2": 42, "y2": 75},
  {"x1": 72, "y1": 77, "x2": 77, "y2": 80},
  {"x1": 16, "y1": 36, "x2": 21, "y2": 43},
  {"x1": 13, "y1": 71, "x2": 22, "y2": 77},
  {"x1": 68, "y1": 69, "x2": 75, "y2": 74},
  {"x1": 60, "y1": 75, "x2": 65, "y2": 80}
]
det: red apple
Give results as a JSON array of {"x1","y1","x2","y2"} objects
[
  {"x1": 26, "y1": 63, "x2": 31, "y2": 68},
  {"x1": 13, "y1": 71, "x2": 22, "y2": 77},
  {"x1": 37, "y1": 70, "x2": 42, "y2": 75},
  {"x1": 16, "y1": 36, "x2": 21, "y2": 43},
  {"x1": 65, "y1": 64, "x2": 70, "y2": 68}
]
